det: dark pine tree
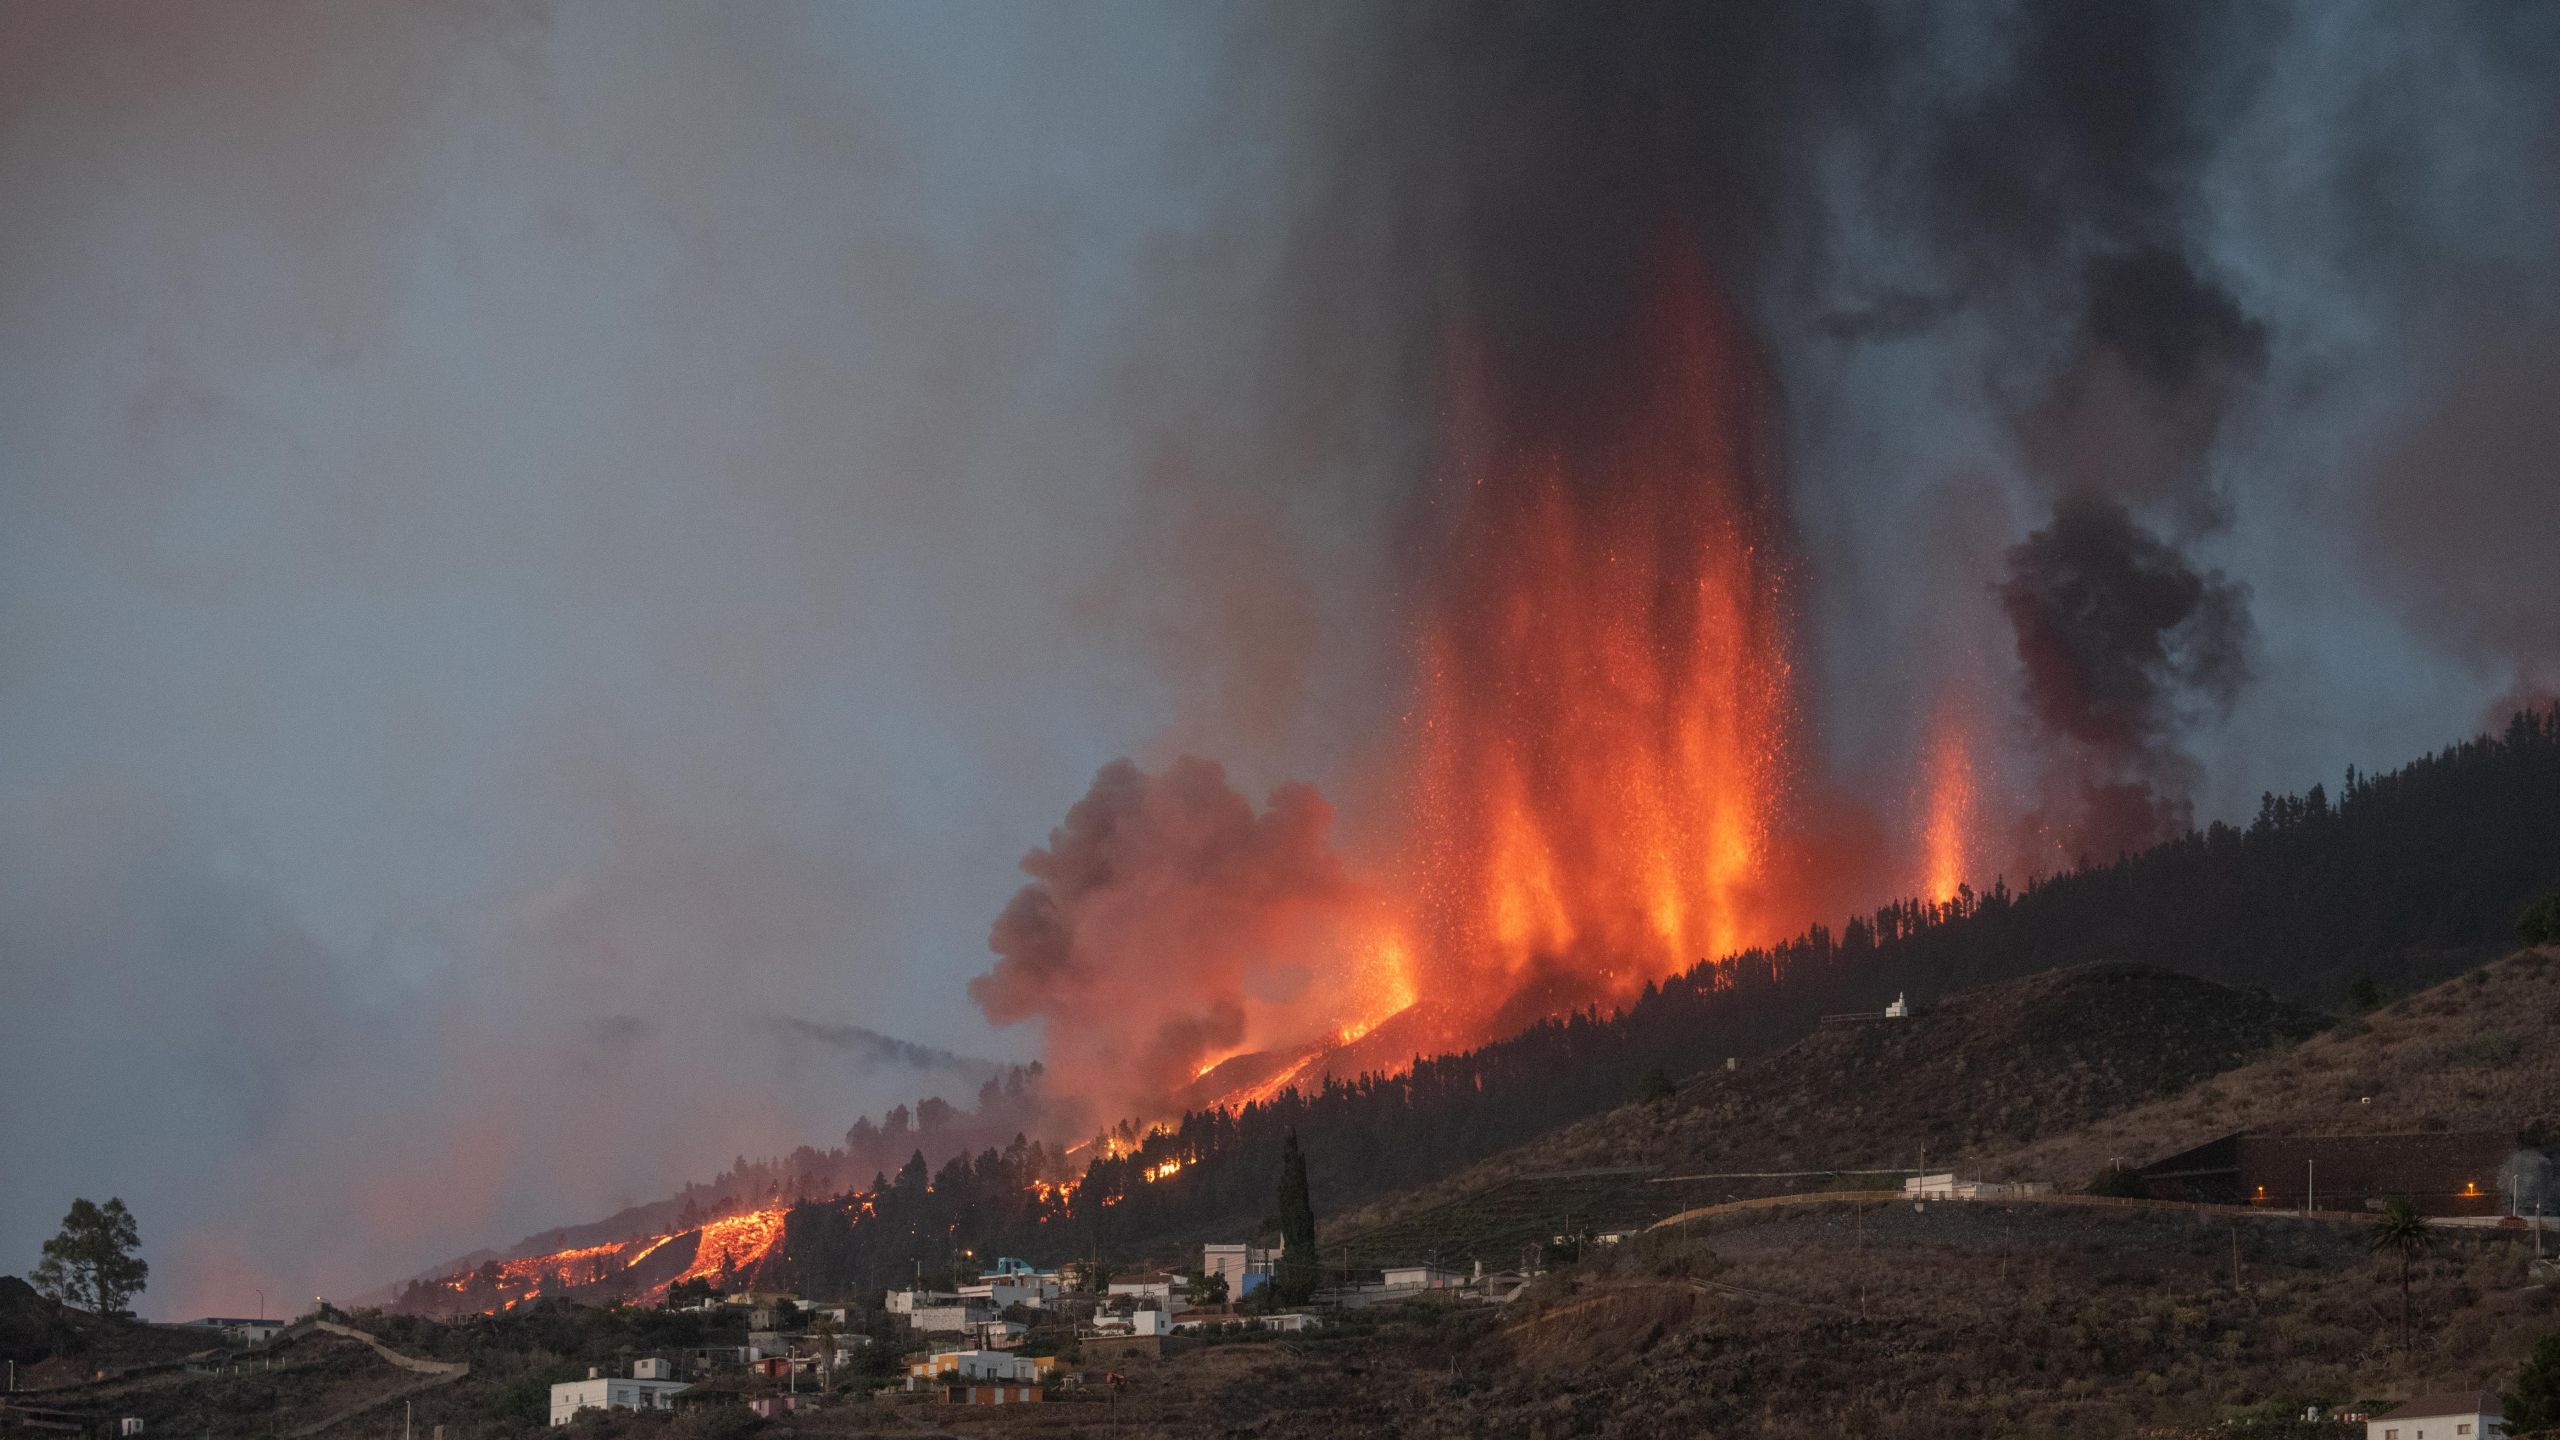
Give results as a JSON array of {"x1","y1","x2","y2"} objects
[{"x1": 1275, "y1": 1130, "x2": 1319, "y2": 1304}]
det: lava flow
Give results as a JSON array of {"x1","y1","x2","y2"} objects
[{"x1": 405, "y1": 1204, "x2": 790, "y2": 1315}]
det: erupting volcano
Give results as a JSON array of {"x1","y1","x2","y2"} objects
[
  {"x1": 1391, "y1": 265, "x2": 1802, "y2": 1048},
  {"x1": 981, "y1": 257, "x2": 1935, "y2": 1115}
]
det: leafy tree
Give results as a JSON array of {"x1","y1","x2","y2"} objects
[
  {"x1": 2507, "y1": 1332, "x2": 2560, "y2": 1433},
  {"x1": 1189, "y1": 1269, "x2": 1229, "y2": 1307},
  {"x1": 2368, "y1": 1197, "x2": 2432, "y2": 1349},
  {"x1": 31, "y1": 1197, "x2": 148, "y2": 1315},
  {"x1": 2523, "y1": 891, "x2": 2560, "y2": 946},
  {"x1": 1638, "y1": 1066, "x2": 1678, "y2": 1105},
  {"x1": 1274, "y1": 1130, "x2": 1319, "y2": 1305},
  {"x1": 2346, "y1": 975, "x2": 2383, "y2": 1012}
]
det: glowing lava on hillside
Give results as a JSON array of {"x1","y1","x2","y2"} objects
[{"x1": 407, "y1": 1205, "x2": 791, "y2": 1315}]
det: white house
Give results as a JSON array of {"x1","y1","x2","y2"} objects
[
  {"x1": 1901, "y1": 1174, "x2": 2055, "y2": 1202},
  {"x1": 959, "y1": 1276, "x2": 1055, "y2": 1309},
  {"x1": 2367, "y1": 1391, "x2": 2505, "y2": 1440},
  {"x1": 885, "y1": 1288, "x2": 960, "y2": 1315},
  {"x1": 1382, "y1": 1264, "x2": 1466, "y2": 1291},
  {"x1": 183, "y1": 1317, "x2": 288, "y2": 1346},
  {"x1": 548, "y1": 1363, "x2": 688, "y2": 1426}
]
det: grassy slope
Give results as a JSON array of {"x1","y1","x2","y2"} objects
[
  {"x1": 1322, "y1": 962, "x2": 2330, "y2": 1262},
  {"x1": 1212, "y1": 1202, "x2": 2560, "y2": 1440},
  {"x1": 1973, "y1": 947, "x2": 2560, "y2": 1188}
]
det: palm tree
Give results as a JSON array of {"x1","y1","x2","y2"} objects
[
  {"x1": 2369, "y1": 1197, "x2": 2433, "y2": 1349},
  {"x1": 811, "y1": 1314, "x2": 840, "y2": 1389}
]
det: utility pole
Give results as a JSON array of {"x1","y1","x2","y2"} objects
[
  {"x1": 2230, "y1": 1226, "x2": 2241, "y2": 1291},
  {"x1": 2307, "y1": 1158, "x2": 2315, "y2": 1215}
]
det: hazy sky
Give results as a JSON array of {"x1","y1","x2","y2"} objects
[
  {"x1": 0, "y1": 2, "x2": 1410, "y2": 1316},
  {"x1": 5, "y1": 2, "x2": 2555, "y2": 1318}
]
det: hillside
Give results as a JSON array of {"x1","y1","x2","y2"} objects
[
  {"x1": 1233, "y1": 1203, "x2": 2560, "y2": 1440},
  {"x1": 386, "y1": 709, "x2": 2560, "y2": 1312},
  {"x1": 1973, "y1": 946, "x2": 2560, "y2": 1188},
  {"x1": 1320, "y1": 963, "x2": 2327, "y2": 1265}
]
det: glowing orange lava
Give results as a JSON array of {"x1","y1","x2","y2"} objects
[
  {"x1": 665, "y1": 1207, "x2": 788, "y2": 1291},
  {"x1": 1403, "y1": 264, "x2": 1797, "y2": 1035},
  {"x1": 1920, "y1": 690, "x2": 1979, "y2": 904}
]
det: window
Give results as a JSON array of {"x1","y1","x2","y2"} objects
[{"x1": 2459, "y1": 1426, "x2": 2473, "y2": 1435}]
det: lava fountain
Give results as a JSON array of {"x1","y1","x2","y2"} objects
[
  {"x1": 1919, "y1": 686, "x2": 1981, "y2": 905},
  {"x1": 1398, "y1": 262, "x2": 1801, "y2": 1044}
]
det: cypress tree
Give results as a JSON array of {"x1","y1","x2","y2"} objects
[{"x1": 1275, "y1": 1129, "x2": 1319, "y2": 1304}]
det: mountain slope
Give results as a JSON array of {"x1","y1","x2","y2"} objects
[
  {"x1": 1320, "y1": 963, "x2": 2327, "y2": 1261},
  {"x1": 1974, "y1": 946, "x2": 2560, "y2": 1187}
]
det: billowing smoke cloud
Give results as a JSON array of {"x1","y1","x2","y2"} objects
[
  {"x1": 1998, "y1": 250, "x2": 2267, "y2": 858},
  {"x1": 1998, "y1": 497, "x2": 2254, "y2": 859},
  {"x1": 970, "y1": 758, "x2": 1391, "y2": 1118}
]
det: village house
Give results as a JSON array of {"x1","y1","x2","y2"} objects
[
  {"x1": 906, "y1": 1349, "x2": 1054, "y2": 1388},
  {"x1": 959, "y1": 1275, "x2": 1056, "y2": 1309},
  {"x1": 2366, "y1": 1391, "x2": 2505, "y2": 1440},
  {"x1": 683, "y1": 1344, "x2": 751, "y2": 1373},
  {"x1": 1201, "y1": 1243, "x2": 1277, "y2": 1298},
  {"x1": 1382, "y1": 1263, "x2": 1467, "y2": 1292},
  {"x1": 1107, "y1": 1271, "x2": 1179, "y2": 1302},
  {"x1": 181, "y1": 1317, "x2": 288, "y2": 1346},
  {"x1": 549, "y1": 1360, "x2": 688, "y2": 1426},
  {"x1": 1902, "y1": 1173, "x2": 2057, "y2": 1201},
  {"x1": 908, "y1": 1298, "x2": 997, "y2": 1334}
]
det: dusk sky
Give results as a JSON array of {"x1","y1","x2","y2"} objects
[{"x1": 5, "y1": 2, "x2": 2557, "y2": 1320}]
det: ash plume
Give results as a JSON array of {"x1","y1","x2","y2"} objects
[
  {"x1": 1998, "y1": 497, "x2": 2254, "y2": 859},
  {"x1": 969, "y1": 757, "x2": 1386, "y2": 1116},
  {"x1": 2020, "y1": 249, "x2": 2268, "y2": 532}
]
